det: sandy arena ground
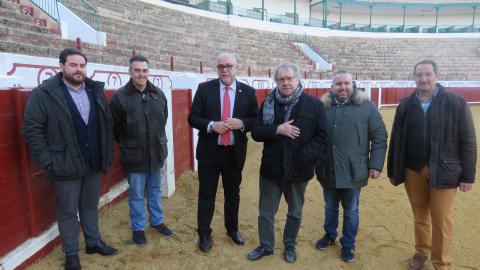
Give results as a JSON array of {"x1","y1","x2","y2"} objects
[{"x1": 29, "y1": 107, "x2": 480, "y2": 270}]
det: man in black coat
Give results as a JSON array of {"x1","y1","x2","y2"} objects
[
  {"x1": 247, "y1": 62, "x2": 327, "y2": 263},
  {"x1": 110, "y1": 55, "x2": 172, "y2": 246},
  {"x1": 23, "y1": 48, "x2": 117, "y2": 270},
  {"x1": 388, "y1": 59, "x2": 476, "y2": 270},
  {"x1": 188, "y1": 52, "x2": 258, "y2": 253}
]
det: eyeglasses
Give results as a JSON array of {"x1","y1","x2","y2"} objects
[
  {"x1": 216, "y1": 64, "x2": 235, "y2": 70},
  {"x1": 276, "y1": 77, "x2": 296, "y2": 83}
]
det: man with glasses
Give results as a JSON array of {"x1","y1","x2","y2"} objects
[
  {"x1": 247, "y1": 62, "x2": 327, "y2": 263},
  {"x1": 188, "y1": 52, "x2": 258, "y2": 253}
]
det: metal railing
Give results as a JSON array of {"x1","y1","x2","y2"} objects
[
  {"x1": 58, "y1": 0, "x2": 99, "y2": 30},
  {"x1": 29, "y1": 0, "x2": 60, "y2": 21},
  {"x1": 167, "y1": 0, "x2": 480, "y2": 33}
]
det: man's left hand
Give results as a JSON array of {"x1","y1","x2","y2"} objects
[
  {"x1": 459, "y1": 182, "x2": 474, "y2": 192},
  {"x1": 369, "y1": 169, "x2": 381, "y2": 179},
  {"x1": 224, "y1": 118, "x2": 244, "y2": 130}
]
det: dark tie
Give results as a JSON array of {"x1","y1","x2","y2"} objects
[{"x1": 221, "y1": 86, "x2": 231, "y2": 146}]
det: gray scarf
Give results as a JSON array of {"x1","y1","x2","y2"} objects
[{"x1": 262, "y1": 83, "x2": 304, "y2": 124}]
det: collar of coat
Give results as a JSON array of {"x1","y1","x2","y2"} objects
[
  {"x1": 125, "y1": 78, "x2": 158, "y2": 95},
  {"x1": 43, "y1": 72, "x2": 104, "y2": 92},
  {"x1": 320, "y1": 89, "x2": 368, "y2": 109}
]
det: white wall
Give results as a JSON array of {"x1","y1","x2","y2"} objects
[{"x1": 58, "y1": 2, "x2": 106, "y2": 46}]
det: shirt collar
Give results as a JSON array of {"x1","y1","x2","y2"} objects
[
  {"x1": 416, "y1": 84, "x2": 439, "y2": 102},
  {"x1": 63, "y1": 78, "x2": 86, "y2": 92},
  {"x1": 220, "y1": 80, "x2": 236, "y2": 91},
  {"x1": 332, "y1": 94, "x2": 351, "y2": 105}
]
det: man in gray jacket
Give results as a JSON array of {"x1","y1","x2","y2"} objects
[
  {"x1": 315, "y1": 70, "x2": 387, "y2": 262},
  {"x1": 110, "y1": 55, "x2": 172, "y2": 246},
  {"x1": 23, "y1": 48, "x2": 117, "y2": 270}
]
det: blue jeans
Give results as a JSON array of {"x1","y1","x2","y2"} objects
[
  {"x1": 322, "y1": 186, "x2": 361, "y2": 249},
  {"x1": 128, "y1": 169, "x2": 164, "y2": 231}
]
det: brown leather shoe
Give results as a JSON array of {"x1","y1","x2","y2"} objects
[{"x1": 408, "y1": 253, "x2": 428, "y2": 270}]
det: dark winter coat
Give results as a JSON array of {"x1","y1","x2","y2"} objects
[
  {"x1": 387, "y1": 84, "x2": 477, "y2": 188},
  {"x1": 22, "y1": 72, "x2": 113, "y2": 180},
  {"x1": 110, "y1": 79, "x2": 168, "y2": 173},
  {"x1": 316, "y1": 90, "x2": 387, "y2": 189},
  {"x1": 252, "y1": 92, "x2": 328, "y2": 183}
]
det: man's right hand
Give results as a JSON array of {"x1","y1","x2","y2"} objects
[
  {"x1": 276, "y1": 120, "x2": 300, "y2": 139},
  {"x1": 212, "y1": 121, "x2": 230, "y2": 134}
]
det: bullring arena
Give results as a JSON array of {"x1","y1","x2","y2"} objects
[{"x1": 0, "y1": 0, "x2": 479, "y2": 269}]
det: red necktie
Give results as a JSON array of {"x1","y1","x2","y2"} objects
[{"x1": 221, "y1": 86, "x2": 231, "y2": 146}]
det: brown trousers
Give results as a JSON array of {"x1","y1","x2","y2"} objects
[{"x1": 404, "y1": 167, "x2": 457, "y2": 270}]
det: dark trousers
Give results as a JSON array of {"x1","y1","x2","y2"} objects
[
  {"x1": 197, "y1": 146, "x2": 242, "y2": 237},
  {"x1": 258, "y1": 176, "x2": 308, "y2": 251},
  {"x1": 52, "y1": 170, "x2": 101, "y2": 255}
]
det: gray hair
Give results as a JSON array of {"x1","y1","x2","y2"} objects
[
  {"x1": 414, "y1": 59, "x2": 438, "y2": 76},
  {"x1": 216, "y1": 52, "x2": 237, "y2": 65},
  {"x1": 273, "y1": 62, "x2": 301, "y2": 81}
]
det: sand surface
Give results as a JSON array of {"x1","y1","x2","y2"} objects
[{"x1": 29, "y1": 107, "x2": 480, "y2": 270}]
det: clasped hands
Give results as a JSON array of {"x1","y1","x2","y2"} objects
[{"x1": 213, "y1": 118, "x2": 243, "y2": 134}]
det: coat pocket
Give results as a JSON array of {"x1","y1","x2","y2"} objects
[
  {"x1": 349, "y1": 155, "x2": 369, "y2": 183},
  {"x1": 119, "y1": 139, "x2": 141, "y2": 165},
  {"x1": 437, "y1": 157, "x2": 462, "y2": 183},
  {"x1": 355, "y1": 123, "x2": 365, "y2": 146},
  {"x1": 48, "y1": 143, "x2": 77, "y2": 177},
  {"x1": 158, "y1": 136, "x2": 168, "y2": 162}
]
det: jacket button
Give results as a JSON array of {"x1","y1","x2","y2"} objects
[{"x1": 332, "y1": 145, "x2": 336, "y2": 149}]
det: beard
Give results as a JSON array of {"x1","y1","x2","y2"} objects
[{"x1": 63, "y1": 72, "x2": 85, "y2": 86}]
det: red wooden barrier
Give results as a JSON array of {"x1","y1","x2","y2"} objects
[
  {"x1": 0, "y1": 88, "x2": 126, "y2": 259},
  {"x1": 172, "y1": 90, "x2": 194, "y2": 180},
  {"x1": 255, "y1": 89, "x2": 268, "y2": 106},
  {"x1": 0, "y1": 89, "x2": 31, "y2": 257}
]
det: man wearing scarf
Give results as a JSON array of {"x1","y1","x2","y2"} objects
[{"x1": 247, "y1": 63, "x2": 327, "y2": 263}]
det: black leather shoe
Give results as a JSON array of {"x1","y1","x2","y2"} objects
[
  {"x1": 247, "y1": 246, "x2": 273, "y2": 261},
  {"x1": 199, "y1": 235, "x2": 212, "y2": 253},
  {"x1": 284, "y1": 246, "x2": 297, "y2": 263},
  {"x1": 227, "y1": 231, "x2": 245, "y2": 245},
  {"x1": 85, "y1": 240, "x2": 118, "y2": 256},
  {"x1": 65, "y1": 254, "x2": 81, "y2": 270}
]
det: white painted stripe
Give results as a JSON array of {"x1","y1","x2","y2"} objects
[{"x1": 0, "y1": 179, "x2": 128, "y2": 270}]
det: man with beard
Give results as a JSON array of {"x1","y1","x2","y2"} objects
[
  {"x1": 188, "y1": 52, "x2": 258, "y2": 253},
  {"x1": 23, "y1": 48, "x2": 117, "y2": 270},
  {"x1": 110, "y1": 55, "x2": 173, "y2": 246},
  {"x1": 247, "y1": 62, "x2": 327, "y2": 263},
  {"x1": 314, "y1": 70, "x2": 387, "y2": 262}
]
